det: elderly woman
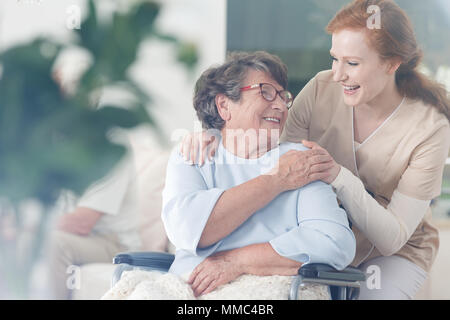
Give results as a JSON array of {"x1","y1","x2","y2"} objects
[
  {"x1": 103, "y1": 51, "x2": 355, "y2": 300},
  {"x1": 162, "y1": 51, "x2": 355, "y2": 298}
]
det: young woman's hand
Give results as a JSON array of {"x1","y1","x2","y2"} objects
[
  {"x1": 180, "y1": 131, "x2": 220, "y2": 166},
  {"x1": 301, "y1": 140, "x2": 341, "y2": 184},
  {"x1": 268, "y1": 141, "x2": 340, "y2": 192}
]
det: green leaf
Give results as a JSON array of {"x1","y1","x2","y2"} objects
[
  {"x1": 132, "y1": 1, "x2": 160, "y2": 38},
  {"x1": 75, "y1": 0, "x2": 102, "y2": 55},
  {"x1": 93, "y1": 105, "x2": 151, "y2": 129},
  {"x1": 176, "y1": 42, "x2": 199, "y2": 70}
]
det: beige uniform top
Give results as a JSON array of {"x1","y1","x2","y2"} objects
[{"x1": 280, "y1": 70, "x2": 450, "y2": 271}]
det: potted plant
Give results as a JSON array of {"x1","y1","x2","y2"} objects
[{"x1": 0, "y1": 0, "x2": 197, "y2": 298}]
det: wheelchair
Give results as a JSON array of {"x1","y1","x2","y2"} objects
[{"x1": 112, "y1": 251, "x2": 366, "y2": 300}]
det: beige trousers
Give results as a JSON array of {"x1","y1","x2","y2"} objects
[{"x1": 46, "y1": 230, "x2": 125, "y2": 299}]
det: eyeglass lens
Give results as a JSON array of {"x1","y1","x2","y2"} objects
[{"x1": 261, "y1": 84, "x2": 292, "y2": 108}]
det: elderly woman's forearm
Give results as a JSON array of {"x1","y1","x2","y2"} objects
[
  {"x1": 198, "y1": 175, "x2": 284, "y2": 248},
  {"x1": 235, "y1": 243, "x2": 302, "y2": 276}
]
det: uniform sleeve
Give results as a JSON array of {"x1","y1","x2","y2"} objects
[
  {"x1": 269, "y1": 180, "x2": 356, "y2": 270},
  {"x1": 77, "y1": 156, "x2": 133, "y2": 216},
  {"x1": 279, "y1": 75, "x2": 318, "y2": 143},
  {"x1": 396, "y1": 122, "x2": 450, "y2": 200},
  {"x1": 161, "y1": 148, "x2": 225, "y2": 256},
  {"x1": 332, "y1": 166, "x2": 431, "y2": 256}
]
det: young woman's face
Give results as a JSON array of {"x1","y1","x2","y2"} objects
[{"x1": 330, "y1": 29, "x2": 395, "y2": 107}]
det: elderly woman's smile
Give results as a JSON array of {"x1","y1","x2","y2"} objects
[
  {"x1": 263, "y1": 117, "x2": 281, "y2": 123},
  {"x1": 193, "y1": 51, "x2": 292, "y2": 159},
  {"x1": 221, "y1": 69, "x2": 289, "y2": 158}
]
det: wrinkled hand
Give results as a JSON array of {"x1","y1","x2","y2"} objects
[
  {"x1": 180, "y1": 131, "x2": 220, "y2": 166},
  {"x1": 188, "y1": 250, "x2": 243, "y2": 297}
]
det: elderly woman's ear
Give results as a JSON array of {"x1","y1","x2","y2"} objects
[{"x1": 215, "y1": 94, "x2": 232, "y2": 121}]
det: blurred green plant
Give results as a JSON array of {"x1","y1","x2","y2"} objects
[{"x1": 0, "y1": 0, "x2": 197, "y2": 298}]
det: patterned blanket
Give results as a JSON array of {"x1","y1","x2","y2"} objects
[{"x1": 102, "y1": 270, "x2": 330, "y2": 300}]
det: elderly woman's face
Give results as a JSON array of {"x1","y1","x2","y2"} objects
[{"x1": 223, "y1": 69, "x2": 288, "y2": 149}]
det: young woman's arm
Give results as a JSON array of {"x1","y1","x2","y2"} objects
[{"x1": 303, "y1": 123, "x2": 450, "y2": 256}]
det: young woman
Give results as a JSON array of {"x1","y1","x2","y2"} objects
[{"x1": 181, "y1": 0, "x2": 450, "y2": 299}]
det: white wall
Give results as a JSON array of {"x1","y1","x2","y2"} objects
[
  {"x1": 0, "y1": 0, "x2": 227, "y2": 147},
  {"x1": 130, "y1": 0, "x2": 227, "y2": 146}
]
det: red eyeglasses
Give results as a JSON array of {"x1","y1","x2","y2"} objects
[{"x1": 240, "y1": 83, "x2": 293, "y2": 109}]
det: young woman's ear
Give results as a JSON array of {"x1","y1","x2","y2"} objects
[
  {"x1": 387, "y1": 58, "x2": 402, "y2": 75},
  {"x1": 215, "y1": 94, "x2": 231, "y2": 121}
]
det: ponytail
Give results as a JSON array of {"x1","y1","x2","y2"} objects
[{"x1": 396, "y1": 68, "x2": 450, "y2": 120}]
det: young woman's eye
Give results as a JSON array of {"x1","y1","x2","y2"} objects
[
  {"x1": 331, "y1": 56, "x2": 338, "y2": 62},
  {"x1": 348, "y1": 61, "x2": 359, "y2": 66}
]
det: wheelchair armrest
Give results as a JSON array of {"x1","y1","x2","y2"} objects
[
  {"x1": 298, "y1": 263, "x2": 366, "y2": 282},
  {"x1": 111, "y1": 252, "x2": 175, "y2": 287},
  {"x1": 290, "y1": 264, "x2": 366, "y2": 300},
  {"x1": 113, "y1": 251, "x2": 175, "y2": 270}
]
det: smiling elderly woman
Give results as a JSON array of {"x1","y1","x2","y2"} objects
[{"x1": 103, "y1": 51, "x2": 355, "y2": 300}]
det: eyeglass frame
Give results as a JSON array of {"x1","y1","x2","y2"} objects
[{"x1": 240, "y1": 83, "x2": 294, "y2": 109}]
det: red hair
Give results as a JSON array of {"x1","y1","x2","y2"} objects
[{"x1": 327, "y1": 0, "x2": 449, "y2": 120}]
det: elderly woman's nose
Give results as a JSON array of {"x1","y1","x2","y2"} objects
[{"x1": 271, "y1": 95, "x2": 288, "y2": 111}]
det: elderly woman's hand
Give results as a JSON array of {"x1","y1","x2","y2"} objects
[
  {"x1": 180, "y1": 131, "x2": 220, "y2": 166},
  {"x1": 188, "y1": 250, "x2": 243, "y2": 297}
]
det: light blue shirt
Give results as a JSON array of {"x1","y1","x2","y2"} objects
[{"x1": 162, "y1": 140, "x2": 356, "y2": 276}]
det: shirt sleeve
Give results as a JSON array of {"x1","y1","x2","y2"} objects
[
  {"x1": 279, "y1": 75, "x2": 317, "y2": 144},
  {"x1": 331, "y1": 166, "x2": 431, "y2": 256},
  {"x1": 77, "y1": 156, "x2": 133, "y2": 216},
  {"x1": 269, "y1": 180, "x2": 356, "y2": 270},
  {"x1": 161, "y1": 148, "x2": 225, "y2": 256}
]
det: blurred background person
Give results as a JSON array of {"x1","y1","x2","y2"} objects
[{"x1": 46, "y1": 155, "x2": 142, "y2": 299}]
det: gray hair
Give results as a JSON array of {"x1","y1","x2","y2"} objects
[{"x1": 193, "y1": 51, "x2": 288, "y2": 130}]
